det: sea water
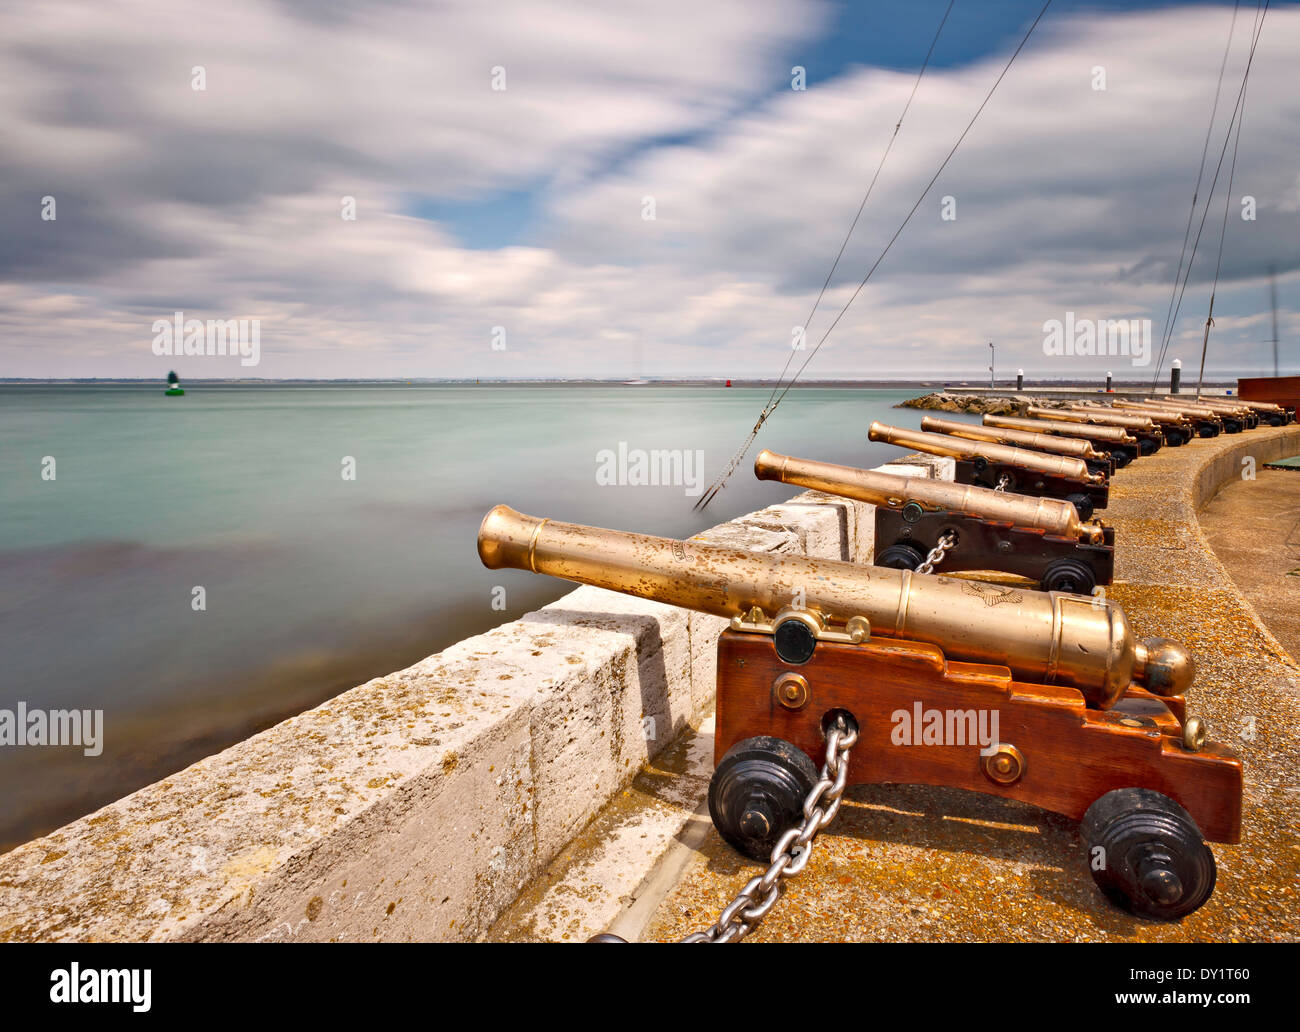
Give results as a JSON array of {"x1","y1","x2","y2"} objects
[{"x1": 0, "y1": 383, "x2": 955, "y2": 849}]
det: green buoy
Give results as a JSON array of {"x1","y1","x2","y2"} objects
[{"x1": 165, "y1": 370, "x2": 185, "y2": 396}]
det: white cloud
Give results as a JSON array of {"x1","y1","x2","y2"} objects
[{"x1": 1, "y1": 1, "x2": 1297, "y2": 379}]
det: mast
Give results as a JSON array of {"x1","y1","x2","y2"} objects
[{"x1": 1270, "y1": 266, "x2": 1279, "y2": 378}]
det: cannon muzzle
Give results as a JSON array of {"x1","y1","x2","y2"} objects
[
  {"x1": 868, "y1": 422, "x2": 1103, "y2": 483},
  {"x1": 477, "y1": 504, "x2": 1192, "y2": 708},
  {"x1": 919, "y1": 415, "x2": 1102, "y2": 460},
  {"x1": 754, "y1": 449, "x2": 1103, "y2": 543}
]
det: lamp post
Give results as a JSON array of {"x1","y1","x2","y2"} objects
[{"x1": 988, "y1": 342, "x2": 995, "y2": 389}]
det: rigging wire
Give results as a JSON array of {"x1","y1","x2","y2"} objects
[
  {"x1": 1196, "y1": 1, "x2": 1268, "y2": 396},
  {"x1": 696, "y1": 0, "x2": 1053, "y2": 512},
  {"x1": 1151, "y1": 1, "x2": 1267, "y2": 387},
  {"x1": 694, "y1": 1, "x2": 958, "y2": 513},
  {"x1": 760, "y1": 0, "x2": 956, "y2": 416},
  {"x1": 1149, "y1": 0, "x2": 1242, "y2": 388}
]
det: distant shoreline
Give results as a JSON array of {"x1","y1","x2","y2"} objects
[{"x1": 0, "y1": 377, "x2": 1239, "y2": 389}]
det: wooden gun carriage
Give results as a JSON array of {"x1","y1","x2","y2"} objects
[{"x1": 479, "y1": 505, "x2": 1242, "y2": 921}]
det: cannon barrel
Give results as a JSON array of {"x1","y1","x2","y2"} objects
[
  {"x1": 477, "y1": 505, "x2": 1191, "y2": 709},
  {"x1": 1062, "y1": 406, "x2": 1162, "y2": 430},
  {"x1": 1239, "y1": 400, "x2": 1285, "y2": 414},
  {"x1": 1144, "y1": 397, "x2": 1247, "y2": 417},
  {"x1": 1235, "y1": 400, "x2": 1290, "y2": 424},
  {"x1": 1110, "y1": 401, "x2": 1195, "y2": 425},
  {"x1": 754, "y1": 449, "x2": 1104, "y2": 543},
  {"x1": 1135, "y1": 399, "x2": 1233, "y2": 429},
  {"x1": 868, "y1": 422, "x2": 1100, "y2": 482},
  {"x1": 919, "y1": 415, "x2": 1103, "y2": 460},
  {"x1": 1114, "y1": 400, "x2": 1193, "y2": 414},
  {"x1": 1031, "y1": 406, "x2": 1158, "y2": 432},
  {"x1": 987, "y1": 413, "x2": 1137, "y2": 444},
  {"x1": 1133, "y1": 398, "x2": 1218, "y2": 415}
]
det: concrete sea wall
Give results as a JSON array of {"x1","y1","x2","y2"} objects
[
  {"x1": 1190, "y1": 427, "x2": 1300, "y2": 507},
  {"x1": 0, "y1": 456, "x2": 951, "y2": 942}
]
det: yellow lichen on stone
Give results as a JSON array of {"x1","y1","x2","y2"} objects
[{"x1": 220, "y1": 845, "x2": 279, "y2": 899}]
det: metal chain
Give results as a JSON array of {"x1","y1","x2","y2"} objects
[
  {"x1": 993, "y1": 473, "x2": 1010, "y2": 492},
  {"x1": 914, "y1": 531, "x2": 956, "y2": 575},
  {"x1": 680, "y1": 718, "x2": 858, "y2": 943}
]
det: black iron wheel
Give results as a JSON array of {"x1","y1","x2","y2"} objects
[
  {"x1": 875, "y1": 542, "x2": 926, "y2": 571},
  {"x1": 1065, "y1": 492, "x2": 1095, "y2": 522},
  {"x1": 1110, "y1": 450, "x2": 1132, "y2": 469},
  {"x1": 1041, "y1": 557, "x2": 1097, "y2": 595},
  {"x1": 708, "y1": 736, "x2": 818, "y2": 861},
  {"x1": 1081, "y1": 788, "x2": 1217, "y2": 920}
]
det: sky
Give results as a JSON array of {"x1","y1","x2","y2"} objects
[{"x1": 1, "y1": 0, "x2": 1298, "y2": 381}]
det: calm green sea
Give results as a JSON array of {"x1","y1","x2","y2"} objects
[{"x1": 0, "y1": 383, "x2": 953, "y2": 850}]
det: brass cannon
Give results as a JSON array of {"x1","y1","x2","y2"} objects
[
  {"x1": 1144, "y1": 397, "x2": 1250, "y2": 433},
  {"x1": 1203, "y1": 402, "x2": 1258, "y2": 430},
  {"x1": 478, "y1": 504, "x2": 1241, "y2": 919},
  {"x1": 1027, "y1": 406, "x2": 1166, "y2": 456},
  {"x1": 919, "y1": 415, "x2": 1115, "y2": 477},
  {"x1": 1162, "y1": 397, "x2": 1257, "y2": 430},
  {"x1": 1239, "y1": 399, "x2": 1292, "y2": 425},
  {"x1": 1106, "y1": 401, "x2": 1207, "y2": 444},
  {"x1": 754, "y1": 448, "x2": 1114, "y2": 593},
  {"x1": 1116, "y1": 398, "x2": 1228, "y2": 438},
  {"x1": 984, "y1": 413, "x2": 1140, "y2": 468},
  {"x1": 867, "y1": 421, "x2": 1109, "y2": 520}
]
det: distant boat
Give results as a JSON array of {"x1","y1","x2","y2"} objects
[
  {"x1": 726, "y1": 379, "x2": 732, "y2": 387},
  {"x1": 165, "y1": 370, "x2": 184, "y2": 396}
]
